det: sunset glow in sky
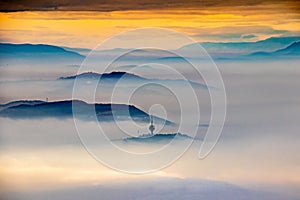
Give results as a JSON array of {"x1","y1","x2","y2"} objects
[{"x1": 0, "y1": 0, "x2": 299, "y2": 48}]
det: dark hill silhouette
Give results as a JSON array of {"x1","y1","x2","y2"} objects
[
  {"x1": 123, "y1": 133, "x2": 193, "y2": 143},
  {"x1": 58, "y1": 71, "x2": 208, "y2": 89},
  {"x1": 59, "y1": 71, "x2": 144, "y2": 80},
  {"x1": 0, "y1": 100, "x2": 173, "y2": 125}
]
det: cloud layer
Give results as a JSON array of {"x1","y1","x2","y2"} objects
[{"x1": 0, "y1": 0, "x2": 299, "y2": 12}]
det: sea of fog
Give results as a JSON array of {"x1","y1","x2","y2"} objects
[{"x1": 0, "y1": 59, "x2": 300, "y2": 199}]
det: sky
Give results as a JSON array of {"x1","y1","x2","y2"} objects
[{"x1": 0, "y1": 0, "x2": 299, "y2": 48}]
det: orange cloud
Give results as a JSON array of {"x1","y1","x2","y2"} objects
[
  {"x1": 0, "y1": 0, "x2": 299, "y2": 12},
  {"x1": 0, "y1": 4, "x2": 299, "y2": 48}
]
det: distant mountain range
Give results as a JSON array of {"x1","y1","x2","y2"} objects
[
  {"x1": 0, "y1": 100, "x2": 173, "y2": 125},
  {"x1": 61, "y1": 36, "x2": 299, "y2": 57},
  {"x1": 0, "y1": 36, "x2": 298, "y2": 64},
  {"x1": 180, "y1": 36, "x2": 300, "y2": 55},
  {"x1": 61, "y1": 36, "x2": 299, "y2": 60}
]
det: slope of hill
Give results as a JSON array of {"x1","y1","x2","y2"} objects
[
  {"x1": 0, "y1": 100, "x2": 45, "y2": 111},
  {"x1": 60, "y1": 46, "x2": 91, "y2": 56},
  {"x1": 248, "y1": 41, "x2": 300, "y2": 58},
  {"x1": 274, "y1": 41, "x2": 300, "y2": 55}
]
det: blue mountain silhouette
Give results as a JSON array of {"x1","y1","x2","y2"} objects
[{"x1": 0, "y1": 43, "x2": 84, "y2": 62}]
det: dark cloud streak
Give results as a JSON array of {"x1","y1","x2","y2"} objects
[{"x1": 0, "y1": 0, "x2": 299, "y2": 12}]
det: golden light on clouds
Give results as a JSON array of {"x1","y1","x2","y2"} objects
[
  {"x1": 0, "y1": 148, "x2": 184, "y2": 192},
  {"x1": 1, "y1": 144, "x2": 299, "y2": 192},
  {"x1": 0, "y1": 3, "x2": 299, "y2": 48}
]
